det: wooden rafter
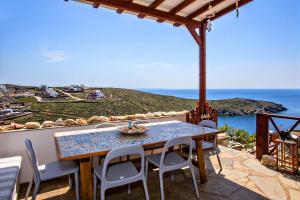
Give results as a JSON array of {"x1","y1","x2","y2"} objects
[
  {"x1": 170, "y1": 0, "x2": 197, "y2": 14},
  {"x1": 69, "y1": 0, "x2": 253, "y2": 27},
  {"x1": 157, "y1": 0, "x2": 196, "y2": 23},
  {"x1": 116, "y1": 0, "x2": 133, "y2": 14},
  {"x1": 138, "y1": 0, "x2": 165, "y2": 18},
  {"x1": 93, "y1": 0, "x2": 100, "y2": 8},
  {"x1": 187, "y1": 0, "x2": 226, "y2": 20},
  {"x1": 87, "y1": 0, "x2": 202, "y2": 27}
]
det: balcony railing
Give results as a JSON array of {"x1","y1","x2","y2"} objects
[{"x1": 256, "y1": 113, "x2": 300, "y2": 160}]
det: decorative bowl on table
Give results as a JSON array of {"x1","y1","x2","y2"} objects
[{"x1": 118, "y1": 125, "x2": 148, "y2": 135}]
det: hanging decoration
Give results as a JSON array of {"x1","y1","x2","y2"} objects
[
  {"x1": 205, "y1": 1, "x2": 215, "y2": 32},
  {"x1": 236, "y1": 0, "x2": 239, "y2": 18},
  {"x1": 206, "y1": 19, "x2": 212, "y2": 32}
]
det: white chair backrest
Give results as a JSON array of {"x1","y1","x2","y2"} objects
[
  {"x1": 25, "y1": 139, "x2": 41, "y2": 184},
  {"x1": 199, "y1": 120, "x2": 217, "y2": 129},
  {"x1": 199, "y1": 120, "x2": 218, "y2": 146},
  {"x1": 102, "y1": 145, "x2": 145, "y2": 183},
  {"x1": 160, "y1": 136, "x2": 193, "y2": 170},
  {"x1": 95, "y1": 123, "x2": 116, "y2": 129}
]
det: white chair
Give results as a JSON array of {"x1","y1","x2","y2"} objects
[
  {"x1": 93, "y1": 145, "x2": 149, "y2": 200},
  {"x1": 95, "y1": 123, "x2": 116, "y2": 129},
  {"x1": 24, "y1": 139, "x2": 80, "y2": 200},
  {"x1": 146, "y1": 136, "x2": 200, "y2": 200},
  {"x1": 94, "y1": 123, "x2": 117, "y2": 166},
  {"x1": 194, "y1": 120, "x2": 222, "y2": 171}
]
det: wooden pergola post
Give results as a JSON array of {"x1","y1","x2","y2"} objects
[
  {"x1": 187, "y1": 22, "x2": 207, "y2": 107},
  {"x1": 199, "y1": 22, "x2": 206, "y2": 107}
]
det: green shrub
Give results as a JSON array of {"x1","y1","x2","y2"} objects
[{"x1": 219, "y1": 123, "x2": 255, "y2": 144}]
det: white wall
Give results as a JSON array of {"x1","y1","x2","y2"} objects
[{"x1": 0, "y1": 116, "x2": 185, "y2": 183}]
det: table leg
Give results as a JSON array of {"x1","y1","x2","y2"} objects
[
  {"x1": 79, "y1": 158, "x2": 93, "y2": 200},
  {"x1": 195, "y1": 139, "x2": 207, "y2": 183}
]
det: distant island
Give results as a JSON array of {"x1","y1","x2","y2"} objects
[{"x1": 0, "y1": 84, "x2": 287, "y2": 124}]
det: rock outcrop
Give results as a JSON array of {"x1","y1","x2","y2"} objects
[
  {"x1": 87, "y1": 116, "x2": 100, "y2": 123},
  {"x1": 261, "y1": 154, "x2": 276, "y2": 167},
  {"x1": 76, "y1": 118, "x2": 87, "y2": 126},
  {"x1": 25, "y1": 122, "x2": 41, "y2": 129},
  {"x1": 42, "y1": 121, "x2": 54, "y2": 128},
  {"x1": 54, "y1": 118, "x2": 65, "y2": 126},
  {"x1": 64, "y1": 119, "x2": 77, "y2": 126},
  {"x1": 10, "y1": 123, "x2": 25, "y2": 129}
]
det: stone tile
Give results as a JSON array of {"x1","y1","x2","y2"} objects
[
  {"x1": 19, "y1": 146, "x2": 297, "y2": 200},
  {"x1": 246, "y1": 186, "x2": 266, "y2": 197},
  {"x1": 233, "y1": 155, "x2": 250, "y2": 162},
  {"x1": 199, "y1": 191, "x2": 230, "y2": 200},
  {"x1": 230, "y1": 188, "x2": 269, "y2": 200},
  {"x1": 220, "y1": 168, "x2": 249, "y2": 181},
  {"x1": 220, "y1": 152, "x2": 236, "y2": 159},
  {"x1": 249, "y1": 176, "x2": 287, "y2": 200},
  {"x1": 297, "y1": 177, "x2": 300, "y2": 188},
  {"x1": 288, "y1": 189, "x2": 300, "y2": 200},
  {"x1": 243, "y1": 159, "x2": 278, "y2": 177},
  {"x1": 245, "y1": 180, "x2": 257, "y2": 188},
  {"x1": 236, "y1": 177, "x2": 249, "y2": 183},
  {"x1": 199, "y1": 176, "x2": 240, "y2": 197},
  {"x1": 277, "y1": 174, "x2": 298, "y2": 189},
  {"x1": 233, "y1": 160, "x2": 250, "y2": 171},
  {"x1": 219, "y1": 157, "x2": 234, "y2": 166}
]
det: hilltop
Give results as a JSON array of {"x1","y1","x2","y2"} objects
[{"x1": 0, "y1": 85, "x2": 287, "y2": 124}]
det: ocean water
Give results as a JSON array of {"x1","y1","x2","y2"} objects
[{"x1": 140, "y1": 89, "x2": 300, "y2": 134}]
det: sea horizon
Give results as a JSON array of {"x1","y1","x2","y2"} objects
[{"x1": 140, "y1": 88, "x2": 300, "y2": 134}]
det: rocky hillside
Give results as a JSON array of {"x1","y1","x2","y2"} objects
[
  {"x1": 209, "y1": 98, "x2": 287, "y2": 116},
  {"x1": 1, "y1": 86, "x2": 287, "y2": 123}
]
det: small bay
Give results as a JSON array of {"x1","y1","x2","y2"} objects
[{"x1": 140, "y1": 89, "x2": 300, "y2": 134}]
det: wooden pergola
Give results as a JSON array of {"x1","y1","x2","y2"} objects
[
  {"x1": 64, "y1": 0, "x2": 253, "y2": 199},
  {"x1": 66, "y1": 0, "x2": 252, "y2": 107}
]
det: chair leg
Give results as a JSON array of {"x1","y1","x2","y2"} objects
[
  {"x1": 68, "y1": 175, "x2": 73, "y2": 190},
  {"x1": 142, "y1": 178, "x2": 150, "y2": 200},
  {"x1": 25, "y1": 178, "x2": 33, "y2": 200},
  {"x1": 216, "y1": 152, "x2": 222, "y2": 173},
  {"x1": 190, "y1": 164, "x2": 200, "y2": 199},
  {"x1": 145, "y1": 159, "x2": 149, "y2": 181},
  {"x1": 93, "y1": 174, "x2": 97, "y2": 200},
  {"x1": 101, "y1": 186, "x2": 105, "y2": 200},
  {"x1": 128, "y1": 184, "x2": 131, "y2": 195},
  {"x1": 75, "y1": 171, "x2": 80, "y2": 200},
  {"x1": 159, "y1": 172, "x2": 164, "y2": 200},
  {"x1": 31, "y1": 182, "x2": 40, "y2": 200}
]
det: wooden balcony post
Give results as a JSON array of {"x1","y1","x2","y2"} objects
[{"x1": 256, "y1": 113, "x2": 269, "y2": 159}]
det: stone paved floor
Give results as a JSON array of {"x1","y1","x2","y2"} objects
[{"x1": 19, "y1": 146, "x2": 300, "y2": 200}]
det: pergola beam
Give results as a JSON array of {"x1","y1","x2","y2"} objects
[
  {"x1": 138, "y1": 0, "x2": 165, "y2": 18},
  {"x1": 88, "y1": 0, "x2": 202, "y2": 27}
]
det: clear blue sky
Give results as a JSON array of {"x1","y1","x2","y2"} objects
[{"x1": 0, "y1": 0, "x2": 299, "y2": 89}]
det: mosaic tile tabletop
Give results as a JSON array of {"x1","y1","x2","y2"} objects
[{"x1": 54, "y1": 120, "x2": 222, "y2": 160}]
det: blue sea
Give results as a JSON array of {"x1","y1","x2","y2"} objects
[{"x1": 140, "y1": 89, "x2": 300, "y2": 134}]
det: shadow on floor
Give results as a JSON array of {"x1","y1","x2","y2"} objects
[{"x1": 19, "y1": 157, "x2": 269, "y2": 200}]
